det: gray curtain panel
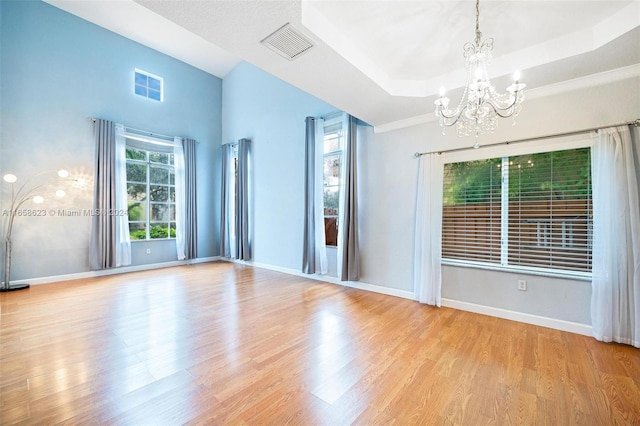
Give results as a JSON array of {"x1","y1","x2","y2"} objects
[
  {"x1": 339, "y1": 115, "x2": 360, "y2": 281},
  {"x1": 302, "y1": 117, "x2": 318, "y2": 274},
  {"x1": 89, "y1": 119, "x2": 117, "y2": 270},
  {"x1": 219, "y1": 143, "x2": 234, "y2": 259},
  {"x1": 183, "y1": 138, "x2": 198, "y2": 260},
  {"x1": 235, "y1": 138, "x2": 251, "y2": 261}
]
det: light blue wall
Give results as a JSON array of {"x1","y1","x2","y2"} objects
[
  {"x1": 0, "y1": 1, "x2": 222, "y2": 280},
  {"x1": 222, "y1": 62, "x2": 336, "y2": 271}
]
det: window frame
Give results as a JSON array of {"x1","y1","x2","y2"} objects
[
  {"x1": 322, "y1": 117, "x2": 344, "y2": 247},
  {"x1": 134, "y1": 68, "x2": 164, "y2": 102},
  {"x1": 125, "y1": 136, "x2": 177, "y2": 241},
  {"x1": 441, "y1": 134, "x2": 594, "y2": 281}
]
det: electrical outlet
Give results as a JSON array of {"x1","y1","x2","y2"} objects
[
  {"x1": 518, "y1": 279, "x2": 527, "y2": 291},
  {"x1": 146, "y1": 248, "x2": 151, "y2": 255}
]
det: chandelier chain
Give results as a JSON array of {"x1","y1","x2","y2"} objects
[{"x1": 475, "y1": 0, "x2": 481, "y2": 46}]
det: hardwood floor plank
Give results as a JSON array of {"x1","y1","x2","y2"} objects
[{"x1": 2, "y1": 261, "x2": 639, "y2": 425}]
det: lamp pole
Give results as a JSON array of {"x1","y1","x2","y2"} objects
[{"x1": 1, "y1": 170, "x2": 68, "y2": 292}]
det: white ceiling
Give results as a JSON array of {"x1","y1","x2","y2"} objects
[{"x1": 45, "y1": 0, "x2": 640, "y2": 130}]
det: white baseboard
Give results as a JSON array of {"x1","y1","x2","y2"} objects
[
  {"x1": 7, "y1": 256, "x2": 221, "y2": 286},
  {"x1": 232, "y1": 259, "x2": 592, "y2": 336},
  {"x1": 442, "y1": 298, "x2": 593, "y2": 336},
  {"x1": 232, "y1": 259, "x2": 416, "y2": 300}
]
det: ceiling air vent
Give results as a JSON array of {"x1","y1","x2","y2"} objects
[{"x1": 260, "y1": 23, "x2": 314, "y2": 61}]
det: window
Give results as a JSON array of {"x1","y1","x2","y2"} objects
[
  {"x1": 323, "y1": 118, "x2": 343, "y2": 246},
  {"x1": 442, "y1": 147, "x2": 592, "y2": 275},
  {"x1": 134, "y1": 69, "x2": 163, "y2": 101},
  {"x1": 126, "y1": 140, "x2": 176, "y2": 240}
]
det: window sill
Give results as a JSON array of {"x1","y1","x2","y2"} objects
[{"x1": 441, "y1": 259, "x2": 592, "y2": 282}]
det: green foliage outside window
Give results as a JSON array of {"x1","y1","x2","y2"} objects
[
  {"x1": 130, "y1": 225, "x2": 176, "y2": 240},
  {"x1": 444, "y1": 148, "x2": 591, "y2": 206},
  {"x1": 323, "y1": 191, "x2": 339, "y2": 215}
]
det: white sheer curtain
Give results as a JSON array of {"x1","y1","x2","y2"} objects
[
  {"x1": 114, "y1": 123, "x2": 131, "y2": 267},
  {"x1": 414, "y1": 153, "x2": 444, "y2": 306},
  {"x1": 313, "y1": 119, "x2": 328, "y2": 274},
  {"x1": 174, "y1": 136, "x2": 186, "y2": 260},
  {"x1": 591, "y1": 125, "x2": 640, "y2": 348},
  {"x1": 220, "y1": 144, "x2": 236, "y2": 259}
]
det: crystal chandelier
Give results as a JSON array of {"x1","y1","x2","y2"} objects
[{"x1": 434, "y1": 0, "x2": 525, "y2": 148}]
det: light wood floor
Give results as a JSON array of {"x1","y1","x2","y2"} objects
[{"x1": 1, "y1": 262, "x2": 639, "y2": 425}]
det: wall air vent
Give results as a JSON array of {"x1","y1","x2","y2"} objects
[{"x1": 260, "y1": 23, "x2": 314, "y2": 61}]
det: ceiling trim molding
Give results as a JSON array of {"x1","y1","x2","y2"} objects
[
  {"x1": 374, "y1": 64, "x2": 640, "y2": 134},
  {"x1": 304, "y1": 1, "x2": 639, "y2": 99}
]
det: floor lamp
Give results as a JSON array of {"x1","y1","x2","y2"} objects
[{"x1": 2, "y1": 170, "x2": 68, "y2": 292}]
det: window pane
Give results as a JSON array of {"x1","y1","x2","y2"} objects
[
  {"x1": 442, "y1": 159, "x2": 502, "y2": 263},
  {"x1": 150, "y1": 166, "x2": 169, "y2": 184},
  {"x1": 324, "y1": 154, "x2": 341, "y2": 187},
  {"x1": 128, "y1": 201, "x2": 146, "y2": 222},
  {"x1": 325, "y1": 217, "x2": 338, "y2": 247},
  {"x1": 170, "y1": 205, "x2": 175, "y2": 221},
  {"x1": 324, "y1": 133, "x2": 342, "y2": 153},
  {"x1": 127, "y1": 183, "x2": 146, "y2": 201},
  {"x1": 170, "y1": 171, "x2": 175, "y2": 185},
  {"x1": 323, "y1": 188, "x2": 339, "y2": 216},
  {"x1": 149, "y1": 152, "x2": 169, "y2": 165},
  {"x1": 150, "y1": 223, "x2": 169, "y2": 239},
  {"x1": 135, "y1": 72, "x2": 148, "y2": 86},
  {"x1": 148, "y1": 77, "x2": 161, "y2": 91},
  {"x1": 135, "y1": 85, "x2": 147, "y2": 97},
  {"x1": 126, "y1": 148, "x2": 146, "y2": 161},
  {"x1": 508, "y1": 148, "x2": 592, "y2": 271},
  {"x1": 151, "y1": 203, "x2": 170, "y2": 221},
  {"x1": 149, "y1": 185, "x2": 168, "y2": 202},
  {"x1": 148, "y1": 89, "x2": 161, "y2": 101},
  {"x1": 169, "y1": 186, "x2": 175, "y2": 202},
  {"x1": 126, "y1": 163, "x2": 147, "y2": 183},
  {"x1": 129, "y1": 222, "x2": 147, "y2": 240}
]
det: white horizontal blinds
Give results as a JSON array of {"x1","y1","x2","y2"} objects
[
  {"x1": 508, "y1": 148, "x2": 592, "y2": 271},
  {"x1": 442, "y1": 158, "x2": 502, "y2": 263}
]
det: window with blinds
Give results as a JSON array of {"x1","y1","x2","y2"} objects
[
  {"x1": 442, "y1": 147, "x2": 592, "y2": 274},
  {"x1": 442, "y1": 158, "x2": 502, "y2": 263}
]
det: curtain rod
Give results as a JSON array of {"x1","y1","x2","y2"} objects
[
  {"x1": 414, "y1": 118, "x2": 640, "y2": 157},
  {"x1": 89, "y1": 117, "x2": 176, "y2": 142}
]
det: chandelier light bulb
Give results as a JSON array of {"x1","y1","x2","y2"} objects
[
  {"x1": 474, "y1": 67, "x2": 483, "y2": 81},
  {"x1": 3, "y1": 174, "x2": 17, "y2": 183},
  {"x1": 55, "y1": 189, "x2": 66, "y2": 198},
  {"x1": 513, "y1": 70, "x2": 521, "y2": 82},
  {"x1": 33, "y1": 195, "x2": 44, "y2": 204},
  {"x1": 439, "y1": 86, "x2": 446, "y2": 97},
  {"x1": 57, "y1": 169, "x2": 69, "y2": 178}
]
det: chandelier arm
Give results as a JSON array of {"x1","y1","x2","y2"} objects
[
  {"x1": 483, "y1": 101, "x2": 512, "y2": 119},
  {"x1": 482, "y1": 91, "x2": 523, "y2": 117},
  {"x1": 438, "y1": 104, "x2": 470, "y2": 126}
]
